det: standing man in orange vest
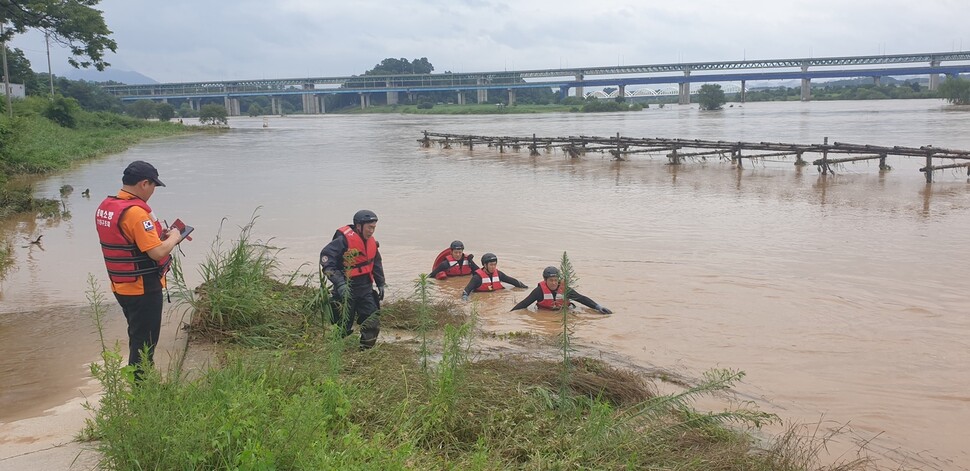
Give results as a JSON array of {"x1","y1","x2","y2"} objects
[
  {"x1": 320, "y1": 209, "x2": 386, "y2": 349},
  {"x1": 95, "y1": 161, "x2": 182, "y2": 378}
]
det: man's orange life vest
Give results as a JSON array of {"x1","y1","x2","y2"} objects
[
  {"x1": 444, "y1": 254, "x2": 473, "y2": 276},
  {"x1": 95, "y1": 196, "x2": 170, "y2": 283},
  {"x1": 474, "y1": 268, "x2": 504, "y2": 292},
  {"x1": 339, "y1": 225, "x2": 378, "y2": 280},
  {"x1": 536, "y1": 281, "x2": 565, "y2": 310}
]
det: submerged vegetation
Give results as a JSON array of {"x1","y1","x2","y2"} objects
[{"x1": 81, "y1": 217, "x2": 876, "y2": 470}]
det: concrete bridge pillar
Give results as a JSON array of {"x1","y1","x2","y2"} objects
[
  {"x1": 224, "y1": 96, "x2": 240, "y2": 116},
  {"x1": 559, "y1": 86, "x2": 570, "y2": 100},
  {"x1": 270, "y1": 97, "x2": 279, "y2": 115},
  {"x1": 359, "y1": 93, "x2": 370, "y2": 109},
  {"x1": 575, "y1": 73, "x2": 584, "y2": 98},
  {"x1": 318, "y1": 95, "x2": 326, "y2": 114},
  {"x1": 476, "y1": 78, "x2": 488, "y2": 103},
  {"x1": 407, "y1": 92, "x2": 416, "y2": 103},
  {"x1": 800, "y1": 63, "x2": 811, "y2": 101},
  {"x1": 678, "y1": 69, "x2": 691, "y2": 105},
  {"x1": 740, "y1": 80, "x2": 746, "y2": 103},
  {"x1": 301, "y1": 84, "x2": 319, "y2": 114},
  {"x1": 928, "y1": 59, "x2": 941, "y2": 91},
  {"x1": 508, "y1": 89, "x2": 516, "y2": 105},
  {"x1": 386, "y1": 79, "x2": 398, "y2": 105},
  {"x1": 302, "y1": 94, "x2": 319, "y2": 114},
  {"x1": 873, "y1": 76, "x2": 881, "y2": 86},
  {"x1": 457, "y1": 90, "x2": 464, "y2": 105},
  {"x1": 618, "y1": 84, "x2": 625, "y2": 100}
]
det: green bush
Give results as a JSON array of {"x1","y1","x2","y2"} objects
[
  {"x1": 199, "y1": 104, "x2": 228, "y2": 125},
  {"x1": 416, "y1": 101, "x2": 434, "y2": 109},
  {"x1": 156, "y1": 103, "x2": 176, "y2": 122},
  {"x1": 42, "y1": 96, "x2": 82, "y2": 128},
  {"x1": 939, "y1": 76, "x2": 970, "y2": 105}
]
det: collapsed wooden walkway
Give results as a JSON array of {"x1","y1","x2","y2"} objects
[{"x1": 419, "y1": 131, "x2": 970, "y2": 182}]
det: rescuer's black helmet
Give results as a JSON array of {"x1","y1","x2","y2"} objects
[
  {"x1": 450, "y1": 240, "x2": 464, "y2": 250},
  {"x1": 353, "y1": 209, "x2": 378, "y2": 225},
  {"x1": 542, "y1": 266, "x2": 560, "y2": 279},
  {"x1": 481, "y1": 253, "x2": 497, "y2": 265}
]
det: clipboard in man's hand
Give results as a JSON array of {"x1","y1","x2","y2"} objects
[{"x1": 171, "y1": 218, "x2": 194, "y2": 242}]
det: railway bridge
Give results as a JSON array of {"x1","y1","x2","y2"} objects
[{"x1": 101, "y1": 51, "x2": 970, "y2": 115}]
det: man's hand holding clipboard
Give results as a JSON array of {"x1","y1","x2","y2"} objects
[{"x1": 170, "y1": 218, "x2": 194, "y2": 242}]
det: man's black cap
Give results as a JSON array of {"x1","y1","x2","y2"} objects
[{"x1": 124, "y1": 160, "x2": 165, "y2": 187}]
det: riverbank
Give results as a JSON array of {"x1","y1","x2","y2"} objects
[
  {"x1": 72, "y1": 224, "x2": 875, "y2": 470},
  {"x1": 0, "y1": 98, "x2": 209, "y2": 272}
]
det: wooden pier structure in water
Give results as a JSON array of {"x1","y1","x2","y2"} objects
[{"x1": 419, "y1": 131, "x2": 970, "y2": 183}]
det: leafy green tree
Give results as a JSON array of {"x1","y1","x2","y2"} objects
[
  {"x1": 54, "y1": 76, "x2": 122, "y2": 111},
  {"x1": 0, "y1": 0, "x2": 117, "y2": 70},
  {"x1": 127, "y1": 99, "x2": 156, "y2": 119},
  {"x1": 247, "y1": 103, "x2": 263, "y2": 117},
  {"x1": 199, "y1": 103, "x2": 227, "y2": 125},
  {"x1": 155, "y1": 102, "x2": 175, "y2": 122},
  {"x1": 938, "y1": 76, "x2": 970, "y2": 105},
  {"x1": 696, "y1": 84, "x2": 726, "y2": 110},
  {"x1": 2, "y1": 46, "x2": 40, "y2": 95},
  {"x1": 177, "y1": 102, "x2": 195, "y2": 118},
  {"x1": 42, "y1": 95, "x2": 80, "y2": 127}
]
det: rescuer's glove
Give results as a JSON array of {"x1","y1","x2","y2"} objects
[{"x1": 333, "y1": 280, "x2": 350, "y2": 300}]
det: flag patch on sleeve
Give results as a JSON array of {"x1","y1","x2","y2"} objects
[{"x1": 143, "y1": 220, "x2": 155, "y2": 231}]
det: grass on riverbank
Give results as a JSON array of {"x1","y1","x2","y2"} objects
[
  {"x1": 81, "y1": 218, "x2": 875, "y2": 470},
  {"x1": 0, "y1": 97, "x2": 209, "y2": 273},
  {"x1": 0, "y1": 97, "x2": 206, "y2": 215}
]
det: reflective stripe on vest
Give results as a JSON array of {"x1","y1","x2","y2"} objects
[
  {"x1": 536, "y1": 281, "x2": 565, "y2": 310},
  {"x1": 444, "y1": 254, "x2": 472, "y2": 276},
  {"x1": 339, "y1": 225, "x2": 378, "y2": 279},
  {"x1": 96, "y1": 196, "x2": 170, "y2": 283},
  {"x1": 474, "y1": 268, "x2": 504, "y2": 292}
]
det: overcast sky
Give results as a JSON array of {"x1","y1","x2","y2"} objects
[{"x1": 8, "y1": 0, "x2": 970, "y2": 83}]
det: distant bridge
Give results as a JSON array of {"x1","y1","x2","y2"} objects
[{"x1": 100, "y1": 51, "x2": 970, "y2": 115}]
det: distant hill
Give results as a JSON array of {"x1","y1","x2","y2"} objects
[{"x1": 61, "y1": 68, "x2": 158, "y2": 85}]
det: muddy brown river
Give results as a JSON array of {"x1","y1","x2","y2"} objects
[{"x1": 2, "y1": 99, "x2": 969, "y2": 469}]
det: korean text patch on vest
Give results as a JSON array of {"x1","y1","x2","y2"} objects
[{"x1": 143, "y1": 220, "x2": 155, "y2": 231}]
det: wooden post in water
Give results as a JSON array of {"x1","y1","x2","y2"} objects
[
  {"x1": 498, "y1": 139, "x2": 505, "y2": 153},
  {"x1": 821, "y1": 137, "x2": 829, "y2": 175},
  {"x1": 467, "y1": 136, "x2": 473, "y2": 150},
  {"x1": 669, "y1": 147, "x2": 681, "y2": 165},
  {"x1": 421, "y1": 131, "x2": 431, "y2": 148},
  {"x1": 795, "y1": 151, "x2": 806, "y2": 166},
  {"x1": 925, "y1": 151, "x2": 933, "y2": 183},
  {"x1": 530, "y1": 133, "x2": 540, "y2": 156},
  {"x1": 878, "y1": 153, "x2": 889, "y2": 170}
]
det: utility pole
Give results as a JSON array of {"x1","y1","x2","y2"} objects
[
  {"x1": 1, "y1": 22, "x2": 13, "y2": 117},
  {"x1": 46, "y1": 32, "x2": 54, "y2": 97}
]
